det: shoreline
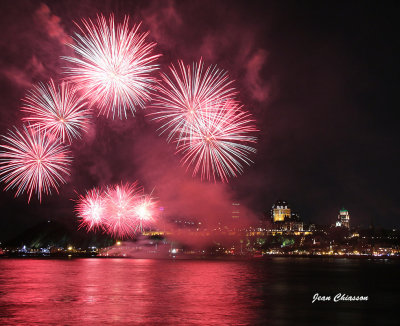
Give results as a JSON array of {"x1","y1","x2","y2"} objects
[{"x1": 1, "y1": 254, "x2": 399, "y2": 260}]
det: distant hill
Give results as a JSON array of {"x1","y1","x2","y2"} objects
[{"x1": 4, "y1": 220, "x2": 115, "y2": 248}]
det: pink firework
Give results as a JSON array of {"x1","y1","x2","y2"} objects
[
  {"x1": 63, "y1": 14, "x2": 161, "y2": 119},
  {"x1": 177, "y1": 100, "x2": 257, "y2": 182},
  {"x1": 22, "y1": 79, "x2": 91, "y2": 143},
  {"x1": 149, "y1": 59, "x2": 237, "y2": 142},
  {"x1": 0, "y1": 125, "x2": 72, "y2": 202},
  {"x1": 75, "y1": 187, "x2": 105, "y2": 231},
  {"x1": 134, "y1": 192, "x2": 158, "y2": 232},
  {"x1": 103, "y1": 182, "x2": 142, "y2": 238}
]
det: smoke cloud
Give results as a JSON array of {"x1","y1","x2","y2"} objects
[
  {"x1": 245, "y1": 49, "x2": 270, "y2": 102},
  {"x1": 34, "y1": 3, "x2": 72, "y2": 45},
  {"x1": 142, "y1": 0, "x2": 183, "y2": 49}
]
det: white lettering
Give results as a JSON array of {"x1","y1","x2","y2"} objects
[
  {"x1": 334, "y1": 293, "x2": 369, "y2": 302},
  {"x1": 314, "y1": 293, "x2": 369, "y2": 303},
  {"x1": 312, "y1": 293, "x2": 331, "y2": 303}
]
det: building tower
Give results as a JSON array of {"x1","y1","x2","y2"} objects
[{"x1": 336, "y1": 208, "x2": 350, "y2": 229}]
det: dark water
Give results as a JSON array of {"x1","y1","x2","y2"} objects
[{"x1": 0, "y1": 258, "x2": 399, "y2": 325}]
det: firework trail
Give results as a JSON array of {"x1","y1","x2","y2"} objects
[
  {"x1": 63, "y1": 14, "x2": 161, "y2": 119},
  {"x1": 0, "y1": 125, "x2": 72, "y2": 202},
  {"x1": 178, "y1": 100, "x2": 257, "y2": 182},
  {"x1": 75, "y1": 187, "x2": 105, "y2": 231},
  {"x1": 149, "y1": 59, "x2": 237, "y2": 143},
  {"x1": 21, "y1": 79, "x2": 91, "y2": 144},
  {"x1": 103, "y1": 182, "x2": 142, "y2": 238}
]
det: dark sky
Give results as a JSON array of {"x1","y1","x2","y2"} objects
[{"x1": 0, "y1": 0, "x2": 399, "y2": 240}]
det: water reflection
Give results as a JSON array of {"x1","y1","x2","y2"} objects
[
  {"x1": 0, "y1": 259, "x2": 266, "y2": 325},
  {"x1": 0, "y1": 258, "x2": 398, "y2": 325}
]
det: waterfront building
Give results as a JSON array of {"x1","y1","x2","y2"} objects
[
  {"x1": 336, "y1": 208, "x2": 350, "y2": 229},
  {"x1": 272, "y1": 200, "x2": 291, "y2": 222},
  {"x1": 271, "y1": 200, "x2": 303, "y2": 231}
]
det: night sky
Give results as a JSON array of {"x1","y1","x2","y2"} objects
[{"x1": 0, "y1": 0, "x2": 399, "y2": 240}]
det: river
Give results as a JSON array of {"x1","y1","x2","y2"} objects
[{"x1": 0, "y1": 258, "x2": 398, "y2": 325}]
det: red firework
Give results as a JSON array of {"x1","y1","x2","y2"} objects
[
  {"x1": 75, "y1": 187, "x2": 105, "y2": 231},
  {"x1": 150, "y1": 59, "x2": 257, "y2": 182},
  {"x1": 0, "y1": 125, "x2": 72, "y2": 202},
  {"x1": 149, "y1": 59, "x2": 237, "y2": 142},
  {"x1": 103, "y1": 182, "x2": 142, "y2": 238},
  {"x1": 177, "y1": 100, "x2": 257, "y2": 182},
  {"x1": 74, "y1": 183, "x2": 158, "y2": 238},
  {"x1": 21, "y1": 79, "x2": 91, "y2": 144},
  {"x1": 134, "y1": 192, "x2": 158, "y2": 231},
  {"x1": 63, "y1": 14, "x2": 161, "y2": 119}
]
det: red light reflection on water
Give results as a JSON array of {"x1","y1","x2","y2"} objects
[{"x1": 0, "y1": 259, "x2": 264, "y2": 325}]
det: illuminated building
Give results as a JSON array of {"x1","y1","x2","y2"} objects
[
  {"x1": 336, "y1": 208, "x2": 350, "y2": 229},
  {"x1": 271, "y1": 200, "x2": 303, "y2": 231},
  {"x1": 232, "y1": 203, "x2": 240, "y2": 220},
  {"x1": 285, "y1": 212, "x2": 304, "y2": 232},
  {"x1": 272, "y1": 200, "x2": 291, "y2": 222}
]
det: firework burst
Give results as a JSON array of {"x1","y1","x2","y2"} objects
[
  {"x1": 103, "y1": 182, "x2": 142, "y2": 238},
  {"x1": 21, "y1": 79, "x2": 91, "y2": 143},
  {"x1": 0, "y1": 125, "x2": 72, "y2": 202},
  {"x1": 134, "y1": 192, "x2": 158, "y2": 232},
  {"x1": 63, "y1": 14, "x2": 161, "y2": 119},
  {"x1": 74, "y1": 183, "x2": 158, "y2": 237},
  {"x1": 150, "y1": 59, "x2": 257, "y2": 182},
  {"x1": 149, "y1": 59, "x2": 237, "y2": 142},
  {"x1": 177, "y1": 100, "x2": 257, "y2": 182},
  {"x1": 75, "y1": 187, "x2": 105, "y2": 231}
]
